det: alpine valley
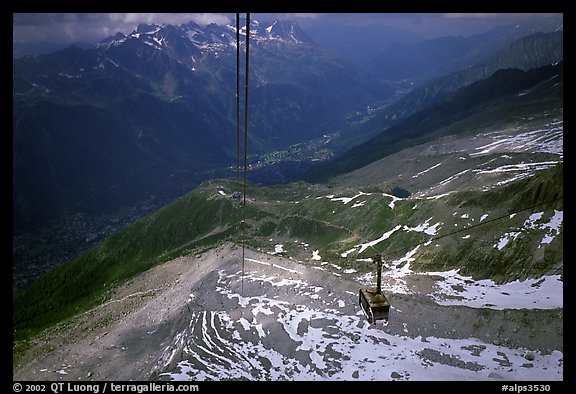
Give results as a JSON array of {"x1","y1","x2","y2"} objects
[
  {"x1": 13, "y1": 19, "x2": 393, "y2": 289},
  {"x1": 13, "y1": 15, "x2": 563, "y2": 383}
]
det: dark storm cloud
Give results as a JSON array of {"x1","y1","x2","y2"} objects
[
  {"x1": 12, "y1": 13, "x2": 233, "y2": 44},
  {"x1": 13, "y1": 12, "x2": 561, "y2": 45}
]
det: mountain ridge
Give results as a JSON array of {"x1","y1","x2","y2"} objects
[
  {"x1": 376, "y1": 30, "x2": 563, "y2": 122},
  {"x1": 363, "y1": 16, "x2": 563, "y2": 84}
]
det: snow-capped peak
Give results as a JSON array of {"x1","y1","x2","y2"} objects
[{"x1": 95, "y1": 19, "x2": 313, "y2": 70}]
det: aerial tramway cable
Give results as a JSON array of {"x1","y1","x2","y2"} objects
[
  {"x1": 236, "y1": 13, "x2": 240, "y2": 181},
  {"x1": 238, "y1": 13, "x2": 250, "y2": 295}
]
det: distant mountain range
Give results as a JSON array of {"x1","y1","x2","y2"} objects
[
  {"x1": 13, "y1": 19, "x2": 391, "y2": 231},
  {"x1": 375, "y1": 31, "x2": 563, "y2": 123},
  {"x1": 12, "y1": 17, "x2": 563, "y2": 294}
]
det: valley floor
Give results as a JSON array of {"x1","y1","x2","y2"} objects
[{"x1": 13, "y1": 243, "x2": 562, "y2": 382}]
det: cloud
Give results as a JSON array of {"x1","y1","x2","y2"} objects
[
  {"x1": 443, "y1": 13, "x2": 502, "y2": 20},
  {"x1": 13, "y1": 12, "x2": 562, "y2": 47},
  {"x1": 189, "y1": 13, "x2": 232, "y2": 25},
  {"x1": 13, "y1": 13, "x2": 232, "y2": 45},
  {"x1": 278, "y1": 13, "x2": 320, "y2": 20},
  {"x1": 107, "y1": 13, "x2": 231, "y2": 26}
]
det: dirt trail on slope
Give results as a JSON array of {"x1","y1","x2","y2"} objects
[{"x1": 13, "y1": 242, "x2": 562, "y2": 381}]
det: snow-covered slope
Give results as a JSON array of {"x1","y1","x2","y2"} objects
[
  {"x1": 13, "y1": 244, "x2": 562, "y2": 381},
  {"x1": 159, "y1": 249, "x2": 562, "y2": 381}
]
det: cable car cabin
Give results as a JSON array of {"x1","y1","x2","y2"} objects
[
  {"x1": 359, "y1": 254, "x2": 390, "y2": 325},
  {"x1": 359, "y1": 287, "x2": 390, "y2": 324}
]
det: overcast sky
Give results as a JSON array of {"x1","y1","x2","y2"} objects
[{"x1": 12, "y1": 13, "x2": 562, "y2": 47}]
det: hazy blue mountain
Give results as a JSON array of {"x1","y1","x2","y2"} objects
[
  {"x1": 363, "y1": 15, "x2": 563, "y2": 84},
  {"x1": 302, "y1": 61, "x2": 563, "y2": 182},
  {"x1": 301, "y1": 21, "x2": 424, "y2": 66},
  {"x1": 375, "y1": 30, "x2": 563, "y2": 123},
  {"x1": 322, "y1": 29, "x2": 563, "y2": 156}
]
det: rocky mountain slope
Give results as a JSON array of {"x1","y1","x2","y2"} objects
[
  {"x1": 12, "y1": 242, "x2": 562, "y2": 381},
  {"x1": 13, "y1": 92, "x2": 563, "y2": 381}
]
